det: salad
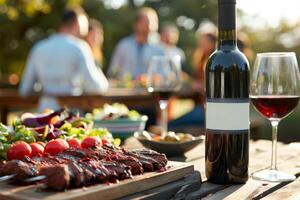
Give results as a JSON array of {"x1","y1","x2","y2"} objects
[
  {"x1": 0, "y1": 108, "x2": 120, "y2": 160},
  {"x1": 86, "y1": 103, "x2": 142, "y2": 121}
]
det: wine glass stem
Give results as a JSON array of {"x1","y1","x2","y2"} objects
[
  {"x1": 270, "y1": 120, "x2": 279, "y2": 170},
  {"x1": 159, "y1": 99, "x2": 168, "y2": 138}
]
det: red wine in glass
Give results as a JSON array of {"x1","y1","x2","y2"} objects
[{"x1": 250, "y1": 95, "x2": 300, "y2": 119}]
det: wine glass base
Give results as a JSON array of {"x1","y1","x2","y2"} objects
[{"x1": 252, "y1": 169, "x2": 295, "y2": 182}]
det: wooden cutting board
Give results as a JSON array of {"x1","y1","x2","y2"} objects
[{"x1": 0, "y1": 161, "x2": 194, "y2": 200}]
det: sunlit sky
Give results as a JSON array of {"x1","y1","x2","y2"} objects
[{"x1": 237, "y1": 0, "x2": 300, "y2": 28}]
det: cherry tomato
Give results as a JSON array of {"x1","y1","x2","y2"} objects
[
  {"x1": 30, "y1": 143, "x2": 44, "y2": 157},
  {"x1": 67, "y1": 138, "x2": 81, "y2": 149},
  {"x1": 7, "y1": 141, "x2": 32, "y2": 160},
  {"x1": 101, "y1": 138, "x2": 109, "y2": 145},
  {"x1": 44, "y1": 139, "x2": 69, "y2": 156},
  {"x1": 37, "y1": 141, "x2": 46, "y2": 147},
  {"x1": 81, "y1": 136, "x2": 102, "y2": 149}
]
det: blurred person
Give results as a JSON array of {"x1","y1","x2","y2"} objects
[
  {"x1": 85, "y1": 18, "x2": 104, "y2": 68},
  {"x1": 19, "y1": 7, "x2": 108, "y2": 111},
  {"x1": 107, "y1": 7, "x2": 164, "y2": 81},
  {"x1": 159, "y1": 23, "x2": 187, "y2": 120},
  {"x1": 168, "y1": 27, "x2": 217, "y2": 129},
  {"x1": 237, "y1": 32, "x2": 254, "y2": 62},
  {"x1": 192, "y1": 20, "x2": 217, "y2": 89},
  {"x1": 108, "y1": 7, "x2": 163, "y2": 126},
  {"x1": 192, "y1": 32, "x2": 217, "y2": 97},
  {"x1": 159, "y1": 23, "x2": 185, "y2": 64}
]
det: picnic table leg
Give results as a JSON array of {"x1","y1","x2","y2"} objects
[{"x1": 0, "y1": 107, "x2": 8, "y2": 124}]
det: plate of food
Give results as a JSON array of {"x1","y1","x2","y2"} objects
[
  {"x1": 0, "y1": 109, "x2": 195, "y2": 199},
  {"x1": 86, "y1": 103, "x2": 148, "y2": 141},
  {"x1": 135, "y1": 131, "x2": 204, "y2": 157}
]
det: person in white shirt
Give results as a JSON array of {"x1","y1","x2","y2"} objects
[
  {"x1": 159, "y1": 23, "x2": 185, "y2": 64},
  {"x1": 19, "y1": 7, "x2": 108, "y2": 111}
]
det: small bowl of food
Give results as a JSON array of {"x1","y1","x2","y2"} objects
[
  {"x1": 135, "y1": 131, "x2": 204, "y2": 157},
  {"x1": 87, "y1": 103, "x2": 148, "y2": 141}
]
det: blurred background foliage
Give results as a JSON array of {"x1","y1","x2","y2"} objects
[
  {"x1": 1, "y1": 0, "x2": 300, "y2": 87},
  {"x1": 0, "y1": 0, "x2": 216, "y2": 87},
  {"x1": 1, "y1": 0, "x2": 300, "y2": 142}
]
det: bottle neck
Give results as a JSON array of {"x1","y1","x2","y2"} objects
[
  {"x1": 217, "y1": 2, "x2": 237, "y2": 50},
  {"x1": 218, "y1": 29, "x2": 237, "y2": 49}
]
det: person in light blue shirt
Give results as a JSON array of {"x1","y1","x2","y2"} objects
[
  {"x1": 19, "y1": 8, "x2": 108, "y2": 111},
  {"x1": 159, "y1": 23, "x2": 186, "y2": 65},
  {"x1": 107, "y1": 7, "x2": 164, "y2": 80}
]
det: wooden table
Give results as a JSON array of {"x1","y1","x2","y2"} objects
[
  {"x1": 123, "y1": 138, "x2": 300, "y2": 199},
  {"x1": 0, "y1": 88, "x2": 199, "y2": 124}
]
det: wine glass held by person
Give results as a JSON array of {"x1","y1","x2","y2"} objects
[
  {"x1": 147, "y1": 55, "x2": 182, "y2": 138},
  {"x1": 168, "y1": 25, "x2": 217, "y2": 129},
  {"x1": 107, "y1": 7, "x2": 164, "y2": 81},
  {"x1": 85, "y1": 18, "x2": 104, "y2": 68},
  {"x1": 159, "y1": 23, "x2": 187, "y2": 120},
  {"x1": 19, "y1": 7, "x2": 108, "y2": 111},
  {"x1": 250, "y1": 52, "x2": 300, "y2": 182},
  {"x1": 107, "y1": 7, "x2": 163, "y2": 127}
]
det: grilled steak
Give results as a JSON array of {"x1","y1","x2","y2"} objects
[
  {"x1": 1, "y1": 160, "x2": 38, "y2": 180},
  {"x1": 39, "y1": 164, "x2": 70, "y2": 190},
  {"x1": 0, "y1": 145, "x2": 168, "y2": 190}
]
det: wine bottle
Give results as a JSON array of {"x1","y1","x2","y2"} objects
[{"x1": 205, "y1": 0, "x2": 250, "y2": 184}]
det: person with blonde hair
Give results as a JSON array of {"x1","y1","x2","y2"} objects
[{"x1": 107, "y1": 7, "x2": 163, "y2": 80}]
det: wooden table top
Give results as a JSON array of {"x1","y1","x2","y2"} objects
[
  {"x1": 0, "y1": 87, "x2": 200, "y2": 123},
  {"x1": 123, "y1": 138, "x2": 300, "y2": 200},
  {"x1": 0, "y1": 87, "x2": 199, "y2": 109}
]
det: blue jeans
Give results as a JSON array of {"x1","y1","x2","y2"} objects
[{"x1": 168, "y1": 105, "x2": 205, "y2": 127}]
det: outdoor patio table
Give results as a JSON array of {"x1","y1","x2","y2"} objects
[
  {"x1": 123, "y1": 138, "x2": 300, "y2": 200},
  {"x1": 0, "y1": 88, "x2": 200, "y2": 124}
]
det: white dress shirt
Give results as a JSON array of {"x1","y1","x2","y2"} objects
[{"x1": 19, "y1": 33, "x2": 108, "y2": 111}]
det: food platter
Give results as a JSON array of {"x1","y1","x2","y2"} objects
[
  {"x1": 0, "y1": 161, "x2": 194, "y2": 200},
  {"x1": 0, "y1": 106, "x2": 197, "y2": 199}
]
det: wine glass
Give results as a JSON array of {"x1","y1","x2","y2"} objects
[
  {"x1": 147, "y1": 55, "x2": 182, "y2": 138},
  {"x1": 250, "y1": 52, "x2": 300, "y2": 182}
]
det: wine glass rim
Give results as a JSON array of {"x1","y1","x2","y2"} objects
[{"x1": 257, "y1": 52, "x2": 295, "y2": 57}]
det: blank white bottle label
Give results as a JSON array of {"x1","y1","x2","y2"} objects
[{"x1": 206, "y1": 99, "x2": 249, "y2": 133}]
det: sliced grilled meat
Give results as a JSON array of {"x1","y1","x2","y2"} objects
[
  {"x1": 39, "y1": 164, "x2": 70, "y2": 190},
  {"x1": 1, "y1": 160, "x2": 38, "y2": 180},
  {"x1": 66, "y1": 161, "x2": 85, "y2": 187},
  {"x1": 0, "y1": 160, "x2": 5, "y2": 169},
  {"x1": 104, "y1": 153, "x2": 143, "y2": 175},
  {"x1": 102, "y1": 161, "x2": 132, "y2": 181},
  {"x1": 0, "y1": 146, "x2": 168, "y2": 190},
  {"x1": 125, "y1": 149, "x2": 168, "y2": 171},
  {"x1": 131, "y1": 149, "x2": 168, "y2": 169}
]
